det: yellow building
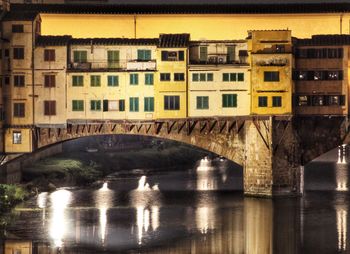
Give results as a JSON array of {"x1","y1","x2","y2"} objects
[
  {"x1": 1, "y1": 12, "x2": 41, "y2": 153},
  {"x1": 155, "y1": 34, "x2": 189, "y2": 119},
  {"x1": 188, "y1": 40, "x2": 250, "y2": 117},
  {"x1": 249, "y1": 30, "x2": 293, "y2": 115},
  {"x1": 65, "y1": 39, "x2": 158, "y2": 121}
]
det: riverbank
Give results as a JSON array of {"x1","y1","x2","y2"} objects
[{"x1": 21, "y1": 142, "x2": 209, "y2": 192}]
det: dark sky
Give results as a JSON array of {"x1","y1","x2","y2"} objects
[{"x1": 100, "y1": 0, "x2": 350, "y2": 4}]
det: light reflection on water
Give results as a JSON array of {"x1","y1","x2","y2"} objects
[{"x1": 2, "y1": 157, "x2": 350, "y2": 253}]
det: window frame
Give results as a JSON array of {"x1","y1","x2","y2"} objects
[{"x1": 44, "y1": 100, "x2": 56, "y2": 116}]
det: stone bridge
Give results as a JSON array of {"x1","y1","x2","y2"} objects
[{"x1": 6, "y1": 116, "x2": 349, "y2": 197}]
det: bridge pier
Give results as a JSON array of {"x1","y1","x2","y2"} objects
[{"x1": 244, "y1": 117, "x2": 300, "y2": 197}]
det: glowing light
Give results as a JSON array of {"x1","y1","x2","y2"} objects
[
  {"x1": 100, "y1": 182, "x2": 109, "y2": 191},
  {"x1": 151, "y1": 206, "x2": 159, "y2": 230},
  {"x1": 49, "y1": 189, "x2": 72, "y2": 248},
  {"x1": 197, "y1": 157, "x2": 214, "y2": 172},
  {"x1": 37, "y1": 192, "x2": 48, "y2": 209},
  {"x1": 136, "y1": 175, "x2": 159, "y2": 191}
]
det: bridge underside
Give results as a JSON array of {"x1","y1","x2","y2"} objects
[{"x1": 6, "y1": 116, "x2": 348, "y2": 197}]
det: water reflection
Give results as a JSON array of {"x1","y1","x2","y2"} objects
[
  {"x1": 5, "y1": 158, "x2": 350, "y2": 253},
  {"x1": 94, "y1": 182, "x2": 113, "y2": 245},
  {"x1": 336, "y1": 164, "x2": 348, "y2": 191},
  {"x1": 49, "y1": 189, "x2": 72, "y2": 248}
]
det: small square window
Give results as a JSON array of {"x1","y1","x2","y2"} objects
[
  {"x1": 12, "y1": 24, "x2": 24, "y2": 33},
  {"x1": 13, "y1": 131, "x2": 22, "y2": 144}
]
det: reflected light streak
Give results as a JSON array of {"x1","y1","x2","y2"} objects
[
  {"x1": 95, "y1": 184, "x2": 113, "y2": 244},
  {"x1": 49, "y1": 189, "x2": 72, "y2": 248},
  {"x1": 336, "y1": 164, "x2": 348, "y2": 192},
  {"x1": 37, "y1": 192, "x2": 48, "y2": 226},
  {"x1": 337, "y1": 207, "x2": 347, "y2": 251},
  {"x1": 195, "y1": 207, "x2": 215, "y2": 234}
]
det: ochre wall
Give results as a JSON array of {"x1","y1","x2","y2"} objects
[{"x1": 40, "y1": 13, "x2": 349, "y2": 39}]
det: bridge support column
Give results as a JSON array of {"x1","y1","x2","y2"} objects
[{"x1": 244, "y1": 117, "x2": 300, "y2": 197}]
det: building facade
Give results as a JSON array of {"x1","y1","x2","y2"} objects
[{"x1": 0, "y1": 5, "x2": 350, "y2": 154}]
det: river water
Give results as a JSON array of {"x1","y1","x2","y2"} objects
[{"x1": 1, "y1": 151, "x2": 350, "y2": 254}]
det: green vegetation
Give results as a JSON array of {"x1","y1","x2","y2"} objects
[
  {"x1": 0, "y1": 184, "x2": 28, "y2": 213},
  {"x1": 22, "y1": 142, "x2": 209, "y2": 190}
]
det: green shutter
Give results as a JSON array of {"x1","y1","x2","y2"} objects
[
  {"x1": 161, "y1": 51, "x2": 168, "y2": 61},
  {"x1": 119, "y1": 100, "x2": 125, "y2": 111},
  {"x1": 232, "y1": 94, "x2": 237, "y2": 107},
  {"x1": 227, "y1": 46, "x2": 235, "y2": 63},
  {"x1": 178, "y1": 51, "x2": 184, "y2": 61},
  {"x1": 200, "y1": 73, "x2": 206, "y2": 81},
  {"x1": 230, "y1": 73, "x2": 237, "y2": 81},
  {"x1": 199, "y1": 46, "x2": 208, "y2": 62},
  {"x1": 108, "y1": 51, "x2": 119, "y2": 68},
  {"x1": 192, "y1": 73, "x2": 199, "y2": 82},
  {"x1": 145, "y1": 50, "x2": 151, "y2": 60},
  {"x1": 207, "y1": 73, "x2": 213, "y2": 81},
  {"x1": 145, "y1": 74, "x2": 154, "y2": 85},
  {"x1": 238, "y1": 73, "x2": 244, "y2": 81},
  {"x1": 223, "y1": 73, "x2": 229, "y2": 82},
  {"x1": 103, "y1": 100, "x2": 108, "y2": 111}
]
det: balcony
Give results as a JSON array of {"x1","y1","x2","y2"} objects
[
  {"x1": 126, "y1": 60, "x2": 156, "y2": 71},
  {"x1": 190, "y1": 56, "x2": 248, "y2": 65},
  {"x1": 68, "y1": 60, "x2": 157, "y2": 72}
]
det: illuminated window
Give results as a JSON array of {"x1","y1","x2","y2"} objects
[{"x1": 13, "y1": 131, "x2": 21, "y2": 144}]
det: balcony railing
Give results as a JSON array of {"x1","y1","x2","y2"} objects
[
  {"x1": 68, "y1": 59, "x2": 157, "y2": 71},
  {"x1": 126, "y1": 60, "x2": 156, "y2": 71}
]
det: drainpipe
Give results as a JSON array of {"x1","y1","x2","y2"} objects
[
  {"x1": 340, "y1": 13, "x2": 344, "y2": 34},
  {"x1": 31, "y1": 19, "x2": 35, "y2": 151},
  {"x1": 134, "y1": 14, "x2": 137, "y2": 39}
]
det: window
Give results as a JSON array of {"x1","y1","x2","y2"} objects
[
  {"x1": 107, "y1": 50, "x2": 119, "y2": 68},
  {"x1": 137, "y1": 49, "x2": 151, "y2": 61},
  {"x1": 264, "y1": 71, "x2": 279, "y2": 82},
  {"x1": 193, "y1": 73, "x2": 214, "y2": 82},
  {"x1": 13, "y1": 47, "x2": 24, "y2": 59},
  {"x1": 44, "y1": 100, "x2": 56, "y2": 115},
  {"x1": 298, "y1": 96, "x2": 309, "y2": 106},
  {"x1": 44, "y1": 49, "x2": 55, "y2": 61},
  {"x1": 237, "y1": 73, "x2": 244, "y2": 81},
  {"x1": 222, "y1": 73, "x2": 243, "y2": 82},
  {"x1": 161, "y1": 51, "x2": 184, "y2": 61},
  {"x1": 164, "y1": 95, "x2": 180, "y2": 110},
  {"x1": 312, "y1": 95, "x2": 324, "y2": 106},
  {"x1": 4, "y1": 76, "x2": 9, "y2": 85},
  {"x1": 14, "y1": 75, "x2": 25, "y2": 87},
  {"x1": 196, "y1": 96, "x2": 209, "y2": 109},
  {"x1": 107, "y1": 75, "x2": 119, "y2": 86},
  {"x1": 272, "y1": 96, "x2": 282, "y2": 107},
  {"x1": 145, "y1": 73, "x2": 154, "y2": 85},
  {"x1": 207, "y1": 73, "x2": 214, "y2": 81},
  {"x1": 144, "y1": 97, "x2": 154, "y2": 112},
  {"x1": 130, "y1": 73, "x2": 139, "y2": 85},
  {"x1": 73, "y1": 50, "x2": 87, "y2": 63},
  {"x1": 72, "y1": 75, "x2": 84, "y2": 86},
  {"x1": 13, "y1": 103, "x2": 25, "y2": 117},
  {"x1": 275, "y1": 44, "x2": 285, "y2": 53},
  {"x1": 103, "y1": 100, "x2": 125, "y2": 111},
  {"x1": 90, "y1": 100, "x2": 101, "y2": 111},
  {"x1": 129, "y1": 97, "x2": 139, "y2": 112},
  {"x1": 329, "y1": 95, "x2": 340, "y2": 105},
  {"x1": 13, "y1": 131, "x2": 21, "y2": 144},
  {"x1": 327, "y1": 71, "x2": 343, "y2": 80},
  {"x1": 199, "y1": 46, "x2": 208, "y2": 62},
  {"x1": 174, "y1": 73, "x2": 185, "y2": 81},
  {"x1": 227, "y1": 46, "x2": 235, "y2": 63},
  {"x1": 12, "y1": 24, "x2": 24, "y2": 33},
  {"x1": 44, "y1": 75, "x2": 55, "y2": 88},
  {"x1": 4, "y1": 49, "x2": 9, "y2": 58},
  {"x1": 258, "y1": 96, "x2": 268, "y2": 107},
  {"x1": 313, "y1": 71, "x2": 324, "y2": 81},
  {"x1": 90, "y1": 75, "x2": 101, "y2": 87},
  {"x1": 222, "y1": 94, "x2": 237, "y2": 108},
  {"x1": 160, "y1": 73, "x2": 171, "y2": 81},
  {"x1": 72, "y1": 100, "x2": 84, "y2": 111}
]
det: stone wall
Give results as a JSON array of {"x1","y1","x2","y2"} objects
[{"x1": 0, "y1": 143, "x2": 63, "y2": 184}]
